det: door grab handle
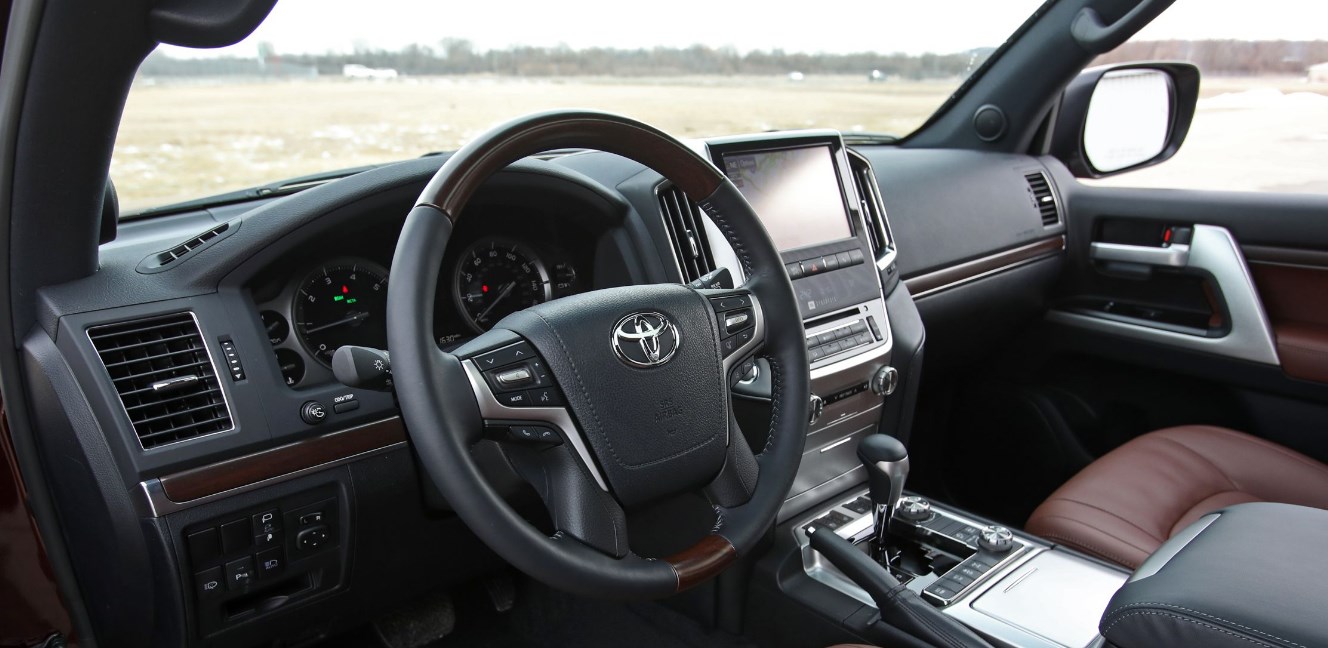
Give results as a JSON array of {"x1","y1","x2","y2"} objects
[{"x1": 1089, "y1": 242, "x2": 1190, "y2": 268}]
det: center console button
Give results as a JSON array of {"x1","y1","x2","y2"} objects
[
  {"x1": 896, "y1": 496, "x2": 933, "y2": 522},
  {"x1": 224, "y1": 557, "x2": 255, "y2": 591},
  {"x1": 255, "y1": 547, "x2": 284, "y2": 580},
  {"x1": 785, "y1": 262, "x2": 805, "y2": 279},
  {"x1": 978, "y1": 525, "x2": 1015, "y2": 553},
  {"x1": 252, "y1": 509, "x2": 280, "y2": 536},
  {"x1": 836, "y1": 251, "x2": 854, "y2": 267},
  {"x1": 186, "y1": 528, "x2": 222, "y2": 566},
  {"x1": 195, "y1": 566, "x2": 224, "y2": 599},
  {"x1": 219, "y1": 519, "x2": 252, "y2": 554}
]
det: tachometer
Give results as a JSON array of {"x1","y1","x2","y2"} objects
[
  {"x1": 294, "y1": 260, "x2": 389, "y2": 366},
  {"x1": 454, "y1": 238, "x2": 552, "y2": 332}
]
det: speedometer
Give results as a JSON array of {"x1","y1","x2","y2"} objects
[
  {"x1": 454, "y1": 238, "x2": 552, "y2": 332},
  {"x1": 294, "y1": 259, "x2": 389, "y2": 366}
]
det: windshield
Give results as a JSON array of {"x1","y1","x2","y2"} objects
[{"x1": 111, "y1": 0, "x2": 1047, "y2": 213}]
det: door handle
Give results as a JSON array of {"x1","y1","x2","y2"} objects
[{"x1": 1089, "y1": 241, "x2": 1190, "y2": 267}]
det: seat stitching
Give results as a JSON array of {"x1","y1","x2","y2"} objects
[
  {"x1": 1050, "y1": 496, "x2": 1167, "y2": 542},
  {"x1": 1032, "y1": 514, "x2": 1157, "y2": 556},
  {"x1": 1193, "y1": 426, "x2": 1328, "y2": 484},
  {"x1": 1154, "y1": 435, "x2": 1244, "y2": 492},
  {"x1": 1035, "y1": 530, "x2": 1139, "y2": 567},
  {"x1": 1101, "y1": 610, "x2": 1277, "y2": 647},
  {"x1": 1105, "y1": 603, "x2": 1307, "y2": 648}
]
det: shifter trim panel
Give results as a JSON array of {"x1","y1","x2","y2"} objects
[{"x1": 794, "y1": 490, "x2": 1128, "y2": 648}]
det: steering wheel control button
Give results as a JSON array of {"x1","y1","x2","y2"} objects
[
  {"x1": 525, "y1": 387, "x2": 562, "y2": 407},
  {"x1": 722, "y1": 310, "x2": 752, "y2": 336},
  {"x1": 978, "y1": 525, "x2": 1015, "y2": 553},
  {"x1": 219, "y1": 519, "x2": 252, "y2": 554},
  {"x1": 300, "y1": 400, "x2": 327, "y2": 425},
  {"x1": 473, "y1": 342, "x2": 535, "y2": 369},
  {"x1": 496, "y1": 391, "x2": 530, "y2": 408},
  {"x1": 494, "y1": 365, "x2": 535, "y2": 389},
  {"x1": 255, "y1": 547, "x2": 284, "y2": 580},
  {"x1": 709, "y1": 294, "x2": 751, "y2": 312},
  {"x1": 509, "y1": 425, "x2": 562, "y2": 445},
  {"x1": 195, "y1": 567, "x2": 224, "y2": 600},
  {"x1": 224, "y1": 557, "x2": 255, "y2": 591},
  {"x1": 296, "y1": 526, "x2": 330, "y2": 552}
]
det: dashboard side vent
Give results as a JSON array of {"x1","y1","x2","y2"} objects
[
  {"x1": 847, "y1": 151, "x2": 892, "y2": 256},
  {"x1": 1024, "y1": 171, "x2": 1060, "y2": 227},
  {"x1": 657, "y1": 184, "x2": 715, "y2": 282},
  {"x1": 88, "y1": 312, "x2": 233, "y2": 449},
  {"x1": 138, "y1": 221, "x2": 238, "y2": 274}
]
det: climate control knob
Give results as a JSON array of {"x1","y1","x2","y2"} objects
[
  {"x1": 809, "y1": 394, "x2": 825, "y2": 425},
  {"x1": 979, "y1": 525, "x2": 1015, "y2": 553}
]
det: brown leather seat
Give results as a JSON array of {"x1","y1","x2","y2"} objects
[{"x1": 1026, "y1": 425, "x2": 1328, "y2": 569}]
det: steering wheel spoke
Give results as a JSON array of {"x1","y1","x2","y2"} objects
[
  {"x1": 502, "y1": 440, "x2": 631, "y2": 558},
  {"x1": 694, "y1": 287, "x2": 766, "y2": 378}
]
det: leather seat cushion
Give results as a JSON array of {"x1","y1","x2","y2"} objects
[{"x1": 1026, "y1": 425, "x2": 1328, "y2": 569}]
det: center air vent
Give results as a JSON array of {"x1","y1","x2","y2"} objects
[
  {"x1": 657, "y1": 184, "x2": 715, "y2": 282},
  {"x1": 847, "y1": 151, "x2": 893, "y2": 255},
  {"x1": 1024, "y1": 171, "x2": 1060, "y2": 227},
  {"x1": 88, "y1": 313, "x2": 233, "y2": 449}
]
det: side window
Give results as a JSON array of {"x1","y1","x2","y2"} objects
[{"x1": 1082, "y1": 0, "x2": 1328, "y2": 194}]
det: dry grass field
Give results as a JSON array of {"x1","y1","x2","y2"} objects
[{"x1": 111, "y1": 74, "x2": 1328, "y2": 212}]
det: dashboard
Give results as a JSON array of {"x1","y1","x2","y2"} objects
[{"x1": 24, "y1": 126, "x2": 1067, "y2": 648}]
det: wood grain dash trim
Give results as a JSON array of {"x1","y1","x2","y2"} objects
[
  {"x1": 905, "y1": 236, "x2": 1065, "y2": 298},
  {"x1": 159, "y1": 417, "x2": 406, "y2": 502},
  {"x1": 667, "y1": 534, "x2": 737, "y2": 592}
]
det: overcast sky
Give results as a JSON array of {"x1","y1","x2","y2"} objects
[{"x1": 163, "y1": 0, "x2": 1328, "y2": 59}]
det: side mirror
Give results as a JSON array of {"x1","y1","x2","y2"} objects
[{"x1": 1050, "y1": 62, "x2": 1199, "y2": 178}]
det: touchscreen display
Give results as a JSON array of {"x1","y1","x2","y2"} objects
[{"x1": 722, "y1": 145, "x2": 852, "y2": 251}]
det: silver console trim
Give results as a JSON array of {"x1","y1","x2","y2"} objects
[
  {"x1": 462, "y1": 359, "x2": 609, "y2": 491},
  {"x1": 1129, "y1": 512, "x2": 1218, "y2": 582},
  {"x1": 1049, "y1": 225, "x2": 1280, "y2": 366}
]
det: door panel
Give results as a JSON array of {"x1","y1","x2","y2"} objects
[
  {"x1": 1247, "y1": 260, "x2": 1328, "y2": 383},
  {"x1": 1043, "y1": 161, "x2": 1328, "y2": 464}
]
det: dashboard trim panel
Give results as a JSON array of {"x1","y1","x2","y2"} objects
[
  {"x1": 905, "y1": 235, "x2": 1065, "y2": 298},
  {"x1": 145, "y1": 417, "x2": 407, "y2": 515}
]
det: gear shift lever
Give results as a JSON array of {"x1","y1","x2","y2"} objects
[{"x1": 857, "y1": 434, "x2": 909, "y2": 548}]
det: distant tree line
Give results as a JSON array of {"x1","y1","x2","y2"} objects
[
  {"x1": 138, "y1": 40, "x2": 993, "y2": 79},
  {"x1": 1095, "y1": 40, "x2": 1328, "y2": 75}
]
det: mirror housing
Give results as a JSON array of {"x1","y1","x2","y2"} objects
[{"x1": 1050, "y1": 61, "x2": 1199, "y2": 178}]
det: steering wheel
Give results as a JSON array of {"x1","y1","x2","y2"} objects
[{"x1": 387, "y1": 110, "x2": 809, "y2": 599}]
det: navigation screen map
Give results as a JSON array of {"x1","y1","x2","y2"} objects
[{"x1": 722, "y1": 145, "x2": 852, "y2": 252}]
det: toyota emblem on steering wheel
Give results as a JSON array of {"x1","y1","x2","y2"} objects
[{"x1": 612, "y1": 312, "x2": 680, "y2": 368}]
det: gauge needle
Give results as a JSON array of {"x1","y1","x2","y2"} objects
[
  {"x1": 304, "y1": 311, "x2": 370, "y2": 334},
  {"x1": 476, "y1": 282, "x2": 516, "y2": 321}
]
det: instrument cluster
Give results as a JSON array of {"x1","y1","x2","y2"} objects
[{"x1": 250, "y1": 209, "x2": 593, "y2": 388}]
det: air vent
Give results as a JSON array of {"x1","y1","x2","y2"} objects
[
  {"x1": 1024, "y1": 171, "x2": 1060, "y2": 227},
  {"x1": 657, "y1": 184, "x2": 716, "y2": 282},
  {"x1": 138, "y1": 221, "x2": 238, "y2": 274},
  {"x1": 88, "y1": 313, "x2": 233, "y2": 449},
  {"x1": 847, "y1": 152, "x2": 892, "y2": 255}
]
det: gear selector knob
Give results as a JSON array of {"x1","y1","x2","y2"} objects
[{"x1": 858, "y1": 434, "x2": 909, "y2": 547}]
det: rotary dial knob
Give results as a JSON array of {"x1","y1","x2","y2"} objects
[
  {"x1": 979, "y1": 525, "x2": 1014, "y2": 553},
  {"x1": 896, "y1": 495, "x2": 932, "y2": 522}
]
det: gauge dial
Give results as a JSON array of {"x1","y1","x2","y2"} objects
[
  {"x1": 294, "y1": 260, "x2": 389, "y2": 366},
  {"x1": 260, "y1": 310, "x2": 289, "y2": 345},
  {"x1": 454, "y1": 238, "x2": 552, "y2": 333}
]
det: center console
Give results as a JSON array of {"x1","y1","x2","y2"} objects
[{"x1": 703, "y1": 132, "x2": 903, "y2": 521}]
